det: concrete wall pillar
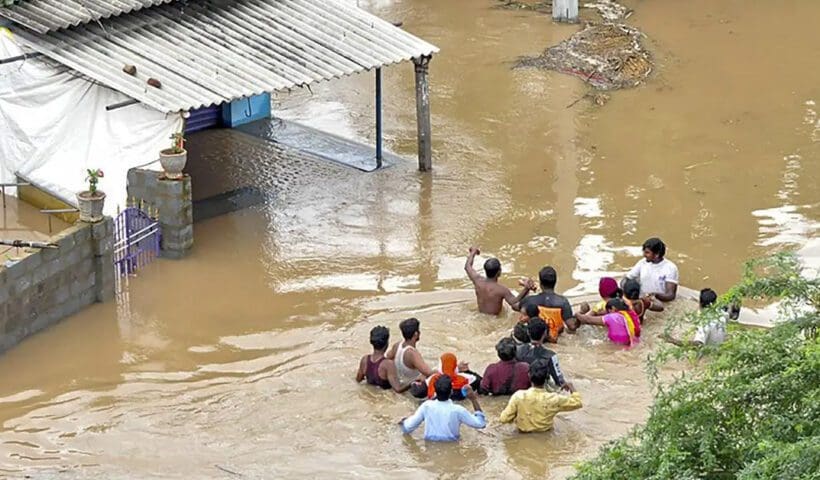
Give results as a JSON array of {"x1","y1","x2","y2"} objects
[
  {"x1": 414, "y1": 55, "x2": 433, "y2": 172},
  {"x1": 553, "y1": 0, "x2": 579, "y2": 22},
  {"x1": 126, "y1": 168, "x2": 193, "y2": 259},
  {"x1": 90, "y1": 218, "x2": 115, "y2": 302}
]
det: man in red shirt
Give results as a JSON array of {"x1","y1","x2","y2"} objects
[{"x1": 479, "y1": 337, "x2": 531, "y2": 395}]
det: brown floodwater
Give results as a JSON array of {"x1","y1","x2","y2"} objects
[{"x1": 1, "y1": 0, "x2": 818, "y2": 478}]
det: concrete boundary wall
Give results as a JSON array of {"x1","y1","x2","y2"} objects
[{"x1": 0, "y1": 219, "x2": 115, "y2": 354}]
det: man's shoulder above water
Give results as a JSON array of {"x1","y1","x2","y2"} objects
[
  {"x1": 523, "y1": 291, "x2": 570, "y2": 307},
  {"x1": 516, "y1": 343, "x2": 556, "y2": 361}
]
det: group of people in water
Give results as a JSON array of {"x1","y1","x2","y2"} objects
[{"x1": 357, "y1": 237, "x2": 735, "y2": 442}]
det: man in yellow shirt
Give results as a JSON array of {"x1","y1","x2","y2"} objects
[{"x1": 499, "y1": 358, "x2": 582, "y2": 432}]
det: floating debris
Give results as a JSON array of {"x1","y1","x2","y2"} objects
[
  {"x1": 517, "y1": 23, "x2": 652, "y2": 90},
  {"x1": 493, "y1": 0, "x2": 552, "y2": 14},
  {"x1": 582, "y1": 0, "x2": 632, "y2": 21},
  {"x1": 494, "y1": 0, "x2": 632, "y2": 21}
]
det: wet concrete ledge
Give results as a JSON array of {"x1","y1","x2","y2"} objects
[
  {"x1": 236, "y1": 117, "x2": 403, "y2": 172},
  {"x1": 192, "y1": 186, "x2": 268, "y2": 223}
]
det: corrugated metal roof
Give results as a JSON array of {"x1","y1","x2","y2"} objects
[
  {"x1": 0, "y1": 0, "x2": 177, "y2": 34},
  {"x1": 13, "y1": 0, "x2": 439, "y2": 113}
]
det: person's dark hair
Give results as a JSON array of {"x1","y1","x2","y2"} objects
[
  {"x1": 528, "y1": 358, "x2": 550, "y2": 387},
  {"x1": 409, "y1": 380, "x2": 428, "y2": 399},
  {"x1": 623, "y1": 279, "x2": 641, "y2": 300},
  {"x1": 484, "y1": 258, "x2": 501, "y2": 279},
  {"x1": 606, "y1": 298, "x2": 629, "y2": 311},
  {"x1": 513, "y1": 322, "x2": 530, "y2": 343},
  {"x1": 525, "y1": 303, "x2": 540, "y2": 319},
  {"x1": 699, "y1": 288, "x2": 718, "y2": 308},
  {"x1": 434, "y1": 375, "x2": 453, "y2": 401},
  {"x1": 369, "y1": 326, "x2": 390, "y2": 351},
  {"x1": 399, "y1": 318, "x2": 420, "y2": 340},
  {"x1": 496, "y1": 337, "x2": 517, "y2": 361},
  {"x1": 642, "y1": 237, "x2": 666, "y2": 257},
  {"x1": 528, "y1": 318, "x2": 547, "y2": 343},
  {"x1": 539, "y1": 266, "x2": 557, "y2": 289}
]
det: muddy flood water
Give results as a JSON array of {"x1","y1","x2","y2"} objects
[{"x1": 1, "y1": 0, "x2": 818, "y2": 478}]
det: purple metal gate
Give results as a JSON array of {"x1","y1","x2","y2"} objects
[{"x1": 113, "y1": 206, "x2": 160, "y2": 279}]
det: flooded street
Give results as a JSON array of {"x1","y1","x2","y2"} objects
[{"x1": 1, "y1": 0, "x2": 818, "y2": 478}]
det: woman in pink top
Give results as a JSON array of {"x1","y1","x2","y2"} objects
[{"x1": 576, "y1": 298, "x2": 638, "y2": 346}]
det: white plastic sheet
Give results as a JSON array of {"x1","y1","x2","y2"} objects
[{"x1": 0, "y1": 28, "x2": 182, "y2": 215}]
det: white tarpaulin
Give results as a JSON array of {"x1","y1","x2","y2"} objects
[{"x1": 0, "y1": 27, "x2": 182, "y2": 215}]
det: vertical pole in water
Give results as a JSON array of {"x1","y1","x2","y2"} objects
[
  {"x1": 375, "y1": 67, "x2": 383, "y2": 169},
  {"x1": 553, "y1": 0, "x2": 579, "y2": 22},
  {"x1": 414, "y1": 55, "x2": 433, "y2": 172}
]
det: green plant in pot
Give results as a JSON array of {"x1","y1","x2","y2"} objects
[
  {"x1": 77, "y1": 168, "x2": 105, "y2": 223},
  {"x1": 159, "y1": 131, "x2": 187, "y2": 180}
]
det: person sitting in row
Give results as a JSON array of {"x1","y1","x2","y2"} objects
[
  {"x1": 465, "y1": 246, "x2": 534, "y2": 315},
  {"x1": 479, "y1": 337, "x2": 531, "y2": 396},
  {"x1": 623, "y1": 278, "x2": 653, "y2": 323},
  {"x1": 521, "y1": 302, "x2": 561, "y2": 343},
  {"x1": 573, "y1": 298, "x2": 640, "y2": 346},
  {"x1": 624, "y1": 237, "x2": 679, "y2": 304},
  {"x1": 512, "y1": 320, "x2": 530, "y2": 345},
  {"x1": 400, "y1": 376, "x2": 486, "y2": 442},
  {"x1": 499, "y1": 359, "x2": 583, "y2": 433},
  {"x1": 385, "y1": 318, "x2": 435, "y2": 386},
  {"x1": 425, "y1": 352, "x2": 482, "y2": 400},
  {"x1": 588, "y1": 277, "x2": 624, "y2": 315},
  {"x1": 661, "y1": 288, "x2": 740, "y2": 348},
  {"x1": 356, "y1": 326, "x2": 411, "y2": 393},
  {"x1": 515, "y1": 318, "x2": 569, "y2": 388},
  {"x1": 518, "y1": 266, "x2": 574, "y2": 339}
]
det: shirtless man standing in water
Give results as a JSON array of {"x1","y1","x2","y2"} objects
[{"x1": 465, "y1": 246, "x2": 534, "y2": 315}]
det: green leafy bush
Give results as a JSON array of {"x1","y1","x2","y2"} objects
[{"x1": 572, "y1": 253, "x2": 820, "y2": 480}]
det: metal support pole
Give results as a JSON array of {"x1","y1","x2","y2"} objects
[
  {"x1": 0, "y1": 182, "x2": 31, "y2": 209},
  {"x1": 105, "y1": 98, "x2": 140, "y2": 111},
  {"x1": 375, "y1": 67, "x2": 383, "y2": 169},
  {"x1": 0, "y1": 52, "x2": 43, "y2": 65},
  {"x1": 413, "y1": 56, "x2": 433, "y2": 172}
]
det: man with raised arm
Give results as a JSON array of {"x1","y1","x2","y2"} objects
[{"x1": 465, "y1": 246, "x2": 534, "y2": 315}]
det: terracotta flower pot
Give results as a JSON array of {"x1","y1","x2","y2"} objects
[
  {"x1": 160, "y1": 148, "x2": 187, "y2": 180},
  {"x1": 77, "y1": 191, "x2": 106, "y2": 223}
]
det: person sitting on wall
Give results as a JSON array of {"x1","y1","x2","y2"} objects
[
  {"x1": 515, "y1": 318, "x2": 570, "y2": 389},
  {"x1": 567, "y1": 276, "x2": 624, "y2": 330},
  {"x1": 512, "y1": 320, "x2": 531, "y2": 345},
  {"x1": 623, "y1": 237, "x2": 679, "y2": 305},
  {"x1": 623, "y1": 277, "x2": 657, "y2": 323},
  {"x1": 518, "y1": 266, "x2": 574, "y2": 338},
  {"x1": 661, "y1": 288, "x2": 740, "y2": 348},
  {"x1": 499, "y1": 359, "x2": 582, "y2": 433},
  {"x1": 356, "y1": 326, "x2": 410, "y2": 393},
  {"x1": 425, "y1": 352, "x2": 482, "y2": 400},
  {"x1": 385, "y1": 318, "x2": 435, "y2": 397},
  {"x1": 479, "y1": 337, "x2": 531, "y2": 396},
  {"x1": 399, "y1": 376, "x2": 486, "y2": 442},
  {"x1": 465, "y1": 246, "x2": 534, "y2": 315},
  {"x1": 574, "y1": 298, "x2": 640, "y2": 347}
]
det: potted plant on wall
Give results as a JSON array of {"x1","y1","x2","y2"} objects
[
  {"x1": 159, "y1": 131, "x2": 187, "y2": 180},
  {"x1": 77, "y1": 168, "x2": 105, "y2": 222}
]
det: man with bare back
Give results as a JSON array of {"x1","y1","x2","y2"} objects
[{"x1": 465, "y1": 246, "x2": 534, "y2": 315}]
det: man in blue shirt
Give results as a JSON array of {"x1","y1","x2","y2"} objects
[{"x1": 399, "y1": 376, "x2": 486, "y2": 441}]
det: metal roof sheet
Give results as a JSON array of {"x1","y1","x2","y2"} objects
[
  {"x1": 14, "y1": 0, "x2": 439, "y2": 113},
  {"x1": 0, "y1": 0, "x2": 177, "y2": 34}
]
